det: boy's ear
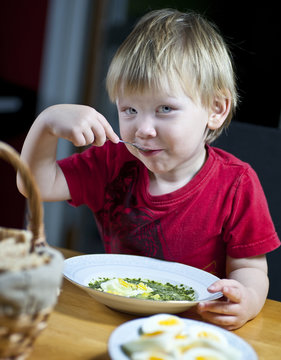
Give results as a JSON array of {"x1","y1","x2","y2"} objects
[{"x1": 207, "y1": 97, "x2": 231, "y2": 130}]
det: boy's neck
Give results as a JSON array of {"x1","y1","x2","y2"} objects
[{"x1": 148, "y1": 148, "x2": 207, "y2": 196}]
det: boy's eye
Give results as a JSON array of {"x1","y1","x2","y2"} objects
[
  {"x1": 125, "y1": 107, "x2": 137, "y2": 115},
  {"x1": 157, "y1": 105, "x2": 172, "y2": 113}
]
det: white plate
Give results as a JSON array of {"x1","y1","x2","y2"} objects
[
  {"x1": 63, "y1": 254, "x2": 222, "y2": 315},
  {"x1": 108, "y1": 317, "x2": 258, "y2": 360}
]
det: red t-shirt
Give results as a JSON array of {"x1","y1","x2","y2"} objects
[{"x1": 58, "y1": 142, "x2": 280, "y2": 277}]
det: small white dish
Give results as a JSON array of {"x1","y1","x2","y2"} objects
[
  {"x1": 63, "y1": 254, "x2": 222, "y2": 315},
  {"x1": 108, "y1": 317, "x2": 258, "y2": 360}
]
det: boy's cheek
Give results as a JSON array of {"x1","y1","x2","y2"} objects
[{"x1": 119, "y1": 125, "x2": 134, "y2": 141}]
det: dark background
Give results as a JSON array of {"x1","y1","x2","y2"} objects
[{"x1": 0, "y1": 0, "x2": 48, "y2": 228}]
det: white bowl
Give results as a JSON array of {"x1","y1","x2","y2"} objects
[{"x1": 63, "y1": 254, "x2": 222, "y2": 315}]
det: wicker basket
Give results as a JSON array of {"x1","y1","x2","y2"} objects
[{"x1": 0, "y1": 141, "x2": 64, "y2": 360}]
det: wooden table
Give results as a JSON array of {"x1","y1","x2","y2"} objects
[{"x1": 29, "y1": 248, "x2": 281, "y2": 359}]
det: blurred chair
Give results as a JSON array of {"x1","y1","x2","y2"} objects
[{"x1": 214, "y1": 121, "x2": 281, "y2": 301}]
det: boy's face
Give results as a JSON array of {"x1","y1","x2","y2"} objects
[{"x1": 117, "y1": 89, "x2": 211, "y2": 184}]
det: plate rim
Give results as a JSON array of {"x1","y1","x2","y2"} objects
[{"x1": 64, "y1": 253, "x2": 221, "y2": 280}]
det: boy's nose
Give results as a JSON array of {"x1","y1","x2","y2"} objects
[{"x1": 135, "y1": 117, "x2": 157, "y2": 138}]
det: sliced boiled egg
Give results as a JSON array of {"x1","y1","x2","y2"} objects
[
  {"x1": 122, "y1": 330, "x2": 175, "y2": 354},
  {"x1": 182, "y1": 326, "x2": 241, "y2": 360},
  {"x1": 121, "y1": 315, "x2": 242, "y2": 360},
  {"x1": 100, "y1": 278, "x2": 153, "y2": 297},
  {"x1": 182, "y1": 347, "x2": 228, "y2": 360},
  {"x1": 141, "y1": 314, "x2": 185, "y2": 335},
  {"x1": 186, "y1": 325, "x2": 228, "y2": 346},
  {"x1": 131, "y1": 350, "x2": 175, "y2": 360}
]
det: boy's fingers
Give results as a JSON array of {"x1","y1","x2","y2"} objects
[
  {"x1": 222, "y1": 286, "x2": 242, "y2": 303},
  {"x1": 198, "y1": 299, "x2": 239, "y2": 315},
  {"x1": 89, "y1": 117, "x2": 115, "y2": 146},
  {"x1": 198, "y1": 300, "x2": 226, "y2": 313},
  {"x1": 96, "y1": 113, "x2": 119, "y2": 143},
  {"x1": 207, "y1": 279, "x2": 240, "y2": 292},
  {"x1": 81, "y1": 128, "x2": 95, "y2": 145},
  {"x1": 106, "y1": 129, "x2": 120, "y2": 143},
  {"x1": 199, "y1": 311, "x2": 238, "y2": 330},
  {"x1": 71, "y1": 132, "x2": 88, "y2": 147}
]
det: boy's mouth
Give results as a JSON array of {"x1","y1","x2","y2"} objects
[
  {"x1": 139, "y1": 149, "x2": 162, "y2": 156},
  {"x1": 119, "y1": 139, "x2": 162, "y2": 155},
  {"x1": 120, "y1": 140, "x2": 151, "y2": 152}
]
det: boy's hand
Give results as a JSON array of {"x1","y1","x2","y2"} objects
[
  {"x1": 17, "y1": 104, "x2": 120, "y2": 201},
  {"x1": 43, "y1": 104, "x2": 119, "y2": 147},
  {"x1": 197, "y1": 279, "x2": 254, "y2": 330}
]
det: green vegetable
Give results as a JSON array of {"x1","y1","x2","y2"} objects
[{"x1": 88, "y1": 277, "x2": 196, "y2": 301}]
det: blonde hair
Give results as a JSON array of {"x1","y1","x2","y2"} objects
[{"x1": 106, "y1": 9, "x2": 238, "y2": 143}]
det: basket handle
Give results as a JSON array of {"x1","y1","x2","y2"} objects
[{"x1": 0, "y1": 141, "x2": 46, "y2": 249}]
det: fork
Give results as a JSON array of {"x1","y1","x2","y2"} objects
[{"x1": 119, "y1": 140, "x2": 150, "y2": 152}]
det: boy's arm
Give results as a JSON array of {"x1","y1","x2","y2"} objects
[
  {"x1": 197, "y1": 255, "x2": 268, "y2": 330},
  {"x1": 17, "y1": 104, "x2": 119, "y2": 201},
  {"x1": 226, "y1": 255, "x2": 268, "y2": 311},
  {"x1": 17, "y1": 110, "x2": 70, "y2": 201}
]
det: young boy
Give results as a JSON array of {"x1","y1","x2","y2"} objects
[{"x1": 18, "y1": 9, "x2": 280, "y2": 329}]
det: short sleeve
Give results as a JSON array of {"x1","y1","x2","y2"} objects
[
  {"x1": 224, "y1": 166, "x2": 280, "y2": 257},
  {"x1": 58, "y1": 146, "x2": 108, "y2": 211},
  {"x1": 57, "y1": 142, "x2": 137, "y2": 212}
]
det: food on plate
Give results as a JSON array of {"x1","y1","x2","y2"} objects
[
  {"x1": 123, "y1": 314, "x2": 186, "y2": 354},
  {"x1": 121, "y1": 314, "x2": 242, "y2": 360},
  {"x1": 182, "y1": 347, "x2": 232, "y2": 360},
  {"x1": 130, "y1": 350, "x2": 174, "y2": 360},
  {"x1": 88, "y1": 277, "x2": 196, "y2": 301},
  {"x1": 184, "y1": 324, "x2": 228, "y2": 347},
  {"x1": 141, "y1": 314, "x2": 185, "y2": 334}
]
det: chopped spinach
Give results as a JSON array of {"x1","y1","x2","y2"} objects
[{"x1": 88, "y1": 277, "x2": 196, "y2": 301}]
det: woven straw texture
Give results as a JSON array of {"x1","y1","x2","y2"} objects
[{"x1": 0, "y1": 141, "x2": 64, "y2": 360}]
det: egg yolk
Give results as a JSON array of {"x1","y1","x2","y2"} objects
[
  {"x1": 198, "y1": 331, "x2": 220, "y2": 342},
  {"x1": 158, "y1": 318, "x2": 179, "y2": 326},
  {"x1": 143, "y1": 331, "x2": 164, "y2": 337},
  {"x1": 175, "y1": 334, "x2": 187, "y2": 340},
  {"x1": 118, "y1": 279, "x2": 133, "y2": 288},
  {"x1": 137, "y1": 282, "x2": 149, "y2": 291}
]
